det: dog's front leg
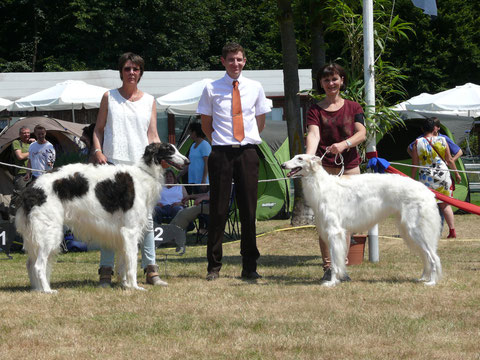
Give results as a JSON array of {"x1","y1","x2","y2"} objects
[
  {"x1": 120, "y1": 229, "x2": 145, "y2": 291},
  {"x1": 322, "y1": 230, "x2": 347, "y2": 288}
]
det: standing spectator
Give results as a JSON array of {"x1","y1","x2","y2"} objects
[
  {"x1": 178, "y1": 122, "x2": 211, "y2": 194},
  {"x1": 197, "y1": 42, "x2": 271, "y2": 281},
  {"x1": 407, "y1": 117, "x2": 463, "y2": 162},
  {"x1": 305, "y1": 63, "x2": 367, "y2": 282},
  {"x1": 25, "y1": 125, "x2": 56, "y2": 181},
  {"x1": 9, "y1": 126, "x2": 33, "y2": 218},
  {"x1": 92, "y1": 52, "x2": 167, "y2": 287},
  {"x1": 411, "y1": 117, "x2": 462, "y2": 238},
  {"x1": 407, "y1": 117, "x2": 463, "y2": 234}
]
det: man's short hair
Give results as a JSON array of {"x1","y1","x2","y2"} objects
[
  {"x1": 222, "y1": 42, "x2": 245, "y2": 59},
  {"x1": 33, "y1": 125, "x2": 46, "y2": 133},
  {"x1": 18, "y1": 126, "x2": 30, "y2": 135}
]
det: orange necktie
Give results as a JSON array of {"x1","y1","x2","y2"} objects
[{"x1": 232, "y1": 80, "x2": 245, "y2": 142}]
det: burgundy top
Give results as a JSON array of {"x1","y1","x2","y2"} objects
[{"x1": 306, "y1": 99, "x2": 364, "y2": 169}]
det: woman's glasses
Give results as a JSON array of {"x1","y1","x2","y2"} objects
[{"x1": 123, "y1": 66, "x2": 140, "y2": 73}]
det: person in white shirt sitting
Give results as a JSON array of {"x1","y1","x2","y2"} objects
[{"x1": 154, "y1": 169, "x2": 188, "y2": 224}]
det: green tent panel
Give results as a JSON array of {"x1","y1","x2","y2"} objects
[{"x1": 177, "y1": 121, "x2": 291, "y2": 220}]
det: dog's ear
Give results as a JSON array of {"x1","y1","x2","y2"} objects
[
  {"x1": 143, "y1": 143, "x2": 174, "y2": 166},
  {"x1": 310, "y1": 156, "x2": 323, "y2": 171}
]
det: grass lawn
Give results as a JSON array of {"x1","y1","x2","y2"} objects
[{"x1": 0, "y1": 215, "x2": 479, "y2": 360}]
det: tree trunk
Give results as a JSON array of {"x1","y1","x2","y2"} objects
[
  {"x1": 310, "y1": 1, "x2": 326, "y2": 90},
  {"x1": 277, "y1": 0, "x2": 313, "y2": 226}
]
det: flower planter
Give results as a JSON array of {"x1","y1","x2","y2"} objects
[{"x1": 347, "y1": 235, "x2": 367, "y2": 265}]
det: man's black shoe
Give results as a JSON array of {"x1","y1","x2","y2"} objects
[
  {"x1": 206, "y1": 271, "x2": 219, "y2": 281},
  {"x1": 241, "y1": 271, "x2": 262, "y2": 280}
]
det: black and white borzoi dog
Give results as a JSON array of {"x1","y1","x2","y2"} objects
[
  {"x1": 281, "y1": 154, "x2": 442, "y2": 287},
  {"x1": 15, "y1": 143, "x2": 189, "y2": 293}
]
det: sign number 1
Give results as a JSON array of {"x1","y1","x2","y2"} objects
[{"x1": 0, "y1": 231, "x2": 5, "y2": 246}]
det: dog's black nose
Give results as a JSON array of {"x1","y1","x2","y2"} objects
[{"x1": 280, "y1": 163, "x2": 286, "y2": 169}]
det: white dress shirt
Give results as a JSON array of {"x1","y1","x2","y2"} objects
[{"x1": 197, "y1": 73, "x2": 271, "y2": 146}]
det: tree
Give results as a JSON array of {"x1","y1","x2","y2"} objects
[{"x1": 277, "y1": 0, "x2": 312, "y2": 225}]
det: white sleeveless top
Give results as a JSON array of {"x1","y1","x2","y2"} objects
[
  {"x1": 103, "y1": 89, "x2": 154, "y2": 164},
  {"x1": 159, "y1": 186, "x2": 183, "y2": 206}
]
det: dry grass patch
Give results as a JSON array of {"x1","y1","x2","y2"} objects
[{"x1": 0, "y1": 215, "x2": 479, "y2": 359}]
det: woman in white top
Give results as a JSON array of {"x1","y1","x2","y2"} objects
[
  {"x1": 92, "y1": 52, "x2": 167, "y2": 287},
  {"x1": 154, "y1": 169, "x2": 188, "y2": 223}
]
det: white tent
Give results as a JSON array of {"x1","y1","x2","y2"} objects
[
  {"x1": 400, "y1": 83, "x2": 480, "y2": 117},
  {"x1": 157, "y1": 79, "x2": 213, "y2": 115},
  {"x1": 8, "y1": 80, "x2": 109, "y2": 121},
  {"x1": 156, "y1": 78, "x2": 273, "y2": 116},
  {"x1": 0, "y1": 98, "x2": 12, "y2": 111}
]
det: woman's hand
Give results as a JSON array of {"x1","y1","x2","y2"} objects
[
  {"x1": 329, "y1": 141, "x2": 349, "y2": 154},
  {"x1": 455, "y1": 172, "x2": 462, "y2": 183},
  {"x1": 94, "y1": 150, "x2": 108, "y2": 165}
]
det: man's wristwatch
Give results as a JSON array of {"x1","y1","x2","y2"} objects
[
  {"x1": 94, "y1": 149, "x2": 102, "y2": 154},
  {"x1": 345, "y1": 140, "x2": 352, "y2": 149}
]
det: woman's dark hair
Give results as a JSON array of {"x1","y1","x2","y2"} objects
[
  {"x1": 118, "y1": 52, "x2": 145, "y2": 82},
  {"x1": 421, "y1": 117, "x2": 436, "y2": 133},
  {"x1": 189, "y1": 122, "x2": 206, "y2": 138},
  {"x1": 82, "y1": 123, "x2": 95, "y2": 144},
  {"x1": 316, "y1": 63, "x2": 347, "y2": 93},
  {"x1": 164, "y1": 168, "x2": 177, "y2": 182}
]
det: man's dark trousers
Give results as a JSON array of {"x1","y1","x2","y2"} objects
[{"x1": 207, "y1": 145, "x2": 260, "y2": 273}]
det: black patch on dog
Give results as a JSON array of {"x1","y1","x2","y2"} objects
[
  {"x1": 53, "y1": 173, "x2": 89, "y2": 200},
  {"x1": 95, "y1": 172, "x2": 135, "y2": 213},
  {"x1": 18, "y1": 186, "x2": 47, "y2": 216},
  {"x1": 143, "y1": 143, "x2": 175, "y2": 166}
]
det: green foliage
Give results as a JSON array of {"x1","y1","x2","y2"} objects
[
  {"x1": 385, "y1": 0, "x2": 480, "y2": 98},
  {"x1": 0, "y1": 0, "x2": 282, "y2": 72},
  {"x1": 307, "y1": 0, "x2": 412, "y2": 140}
]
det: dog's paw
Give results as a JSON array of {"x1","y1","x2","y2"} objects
[
  {"x1": 41, "y1": 289, "x2": 58, "y2": 294},
  {"x1": 321, "y1": 280, "x2": 340, "y2": 287},
  {"x1": 423, "y1": 280, "x2": 436, "y2": 286}
]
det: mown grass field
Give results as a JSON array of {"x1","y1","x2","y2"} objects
[{"x1": 0, "y1": 215, "x2": 479, "y2": 360}]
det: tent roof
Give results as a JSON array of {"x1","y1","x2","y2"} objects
[
  {"x1": 0, "y1": 69, "x2": 313, "y2": 101},
  {"x1": 0, "y1": 116, "x2": 86, "y2": 152}
]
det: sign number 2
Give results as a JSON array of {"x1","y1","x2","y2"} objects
[{"x1": 154, "y1": 227, "x2": 164, "y2": 241}]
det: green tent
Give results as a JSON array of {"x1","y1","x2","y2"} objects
[
  {"x1": 178, "y1": 120, "x2": 291, "y2": 220},
  {"x1": 376, "y1": 118, "x2": 469, "y2": 205}
]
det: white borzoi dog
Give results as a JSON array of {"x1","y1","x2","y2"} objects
[
  {"x1": 282, "y1": 154, "x2": 442, "y2": 287},
  {"x1": 15, "y1": 143, "x2": 189, "y2": 293}
]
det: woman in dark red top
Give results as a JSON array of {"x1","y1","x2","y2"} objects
[{"x1": 305, "y1": 63, "x2": 367, "y2": 282}]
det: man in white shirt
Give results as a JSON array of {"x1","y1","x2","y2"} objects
[
  {"x1": 25, "y1": 125, "x2": 56, "y2": 181},
  {"x1": 197, "y1": 42, "x2": 271, "y2": 281}
]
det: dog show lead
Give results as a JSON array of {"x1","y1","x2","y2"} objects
[{"x1": 305, "y1": 62, "x2": 367, "y2": 283}]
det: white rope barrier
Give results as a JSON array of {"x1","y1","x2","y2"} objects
[
  {"x1": 389, "y1": 161, "x2": 480, "y2": 174},
  {"x1": 1, "y1": 157, "x2": 478, "y2": 188},
  {"x1": 0, "y1": 160, "x2": 47, "y2": 174}
]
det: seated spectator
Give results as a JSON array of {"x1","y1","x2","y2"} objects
[
  {"x1": 154, "y1": 169, "x2": 188, "y2": 223},
  {"x1": 170, "y1": 192, "x2": 210, "y2": 231}
]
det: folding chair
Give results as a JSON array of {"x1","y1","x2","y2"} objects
[{"x1": 195, "y1": 186, "x2": 240, "y2": 243}]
